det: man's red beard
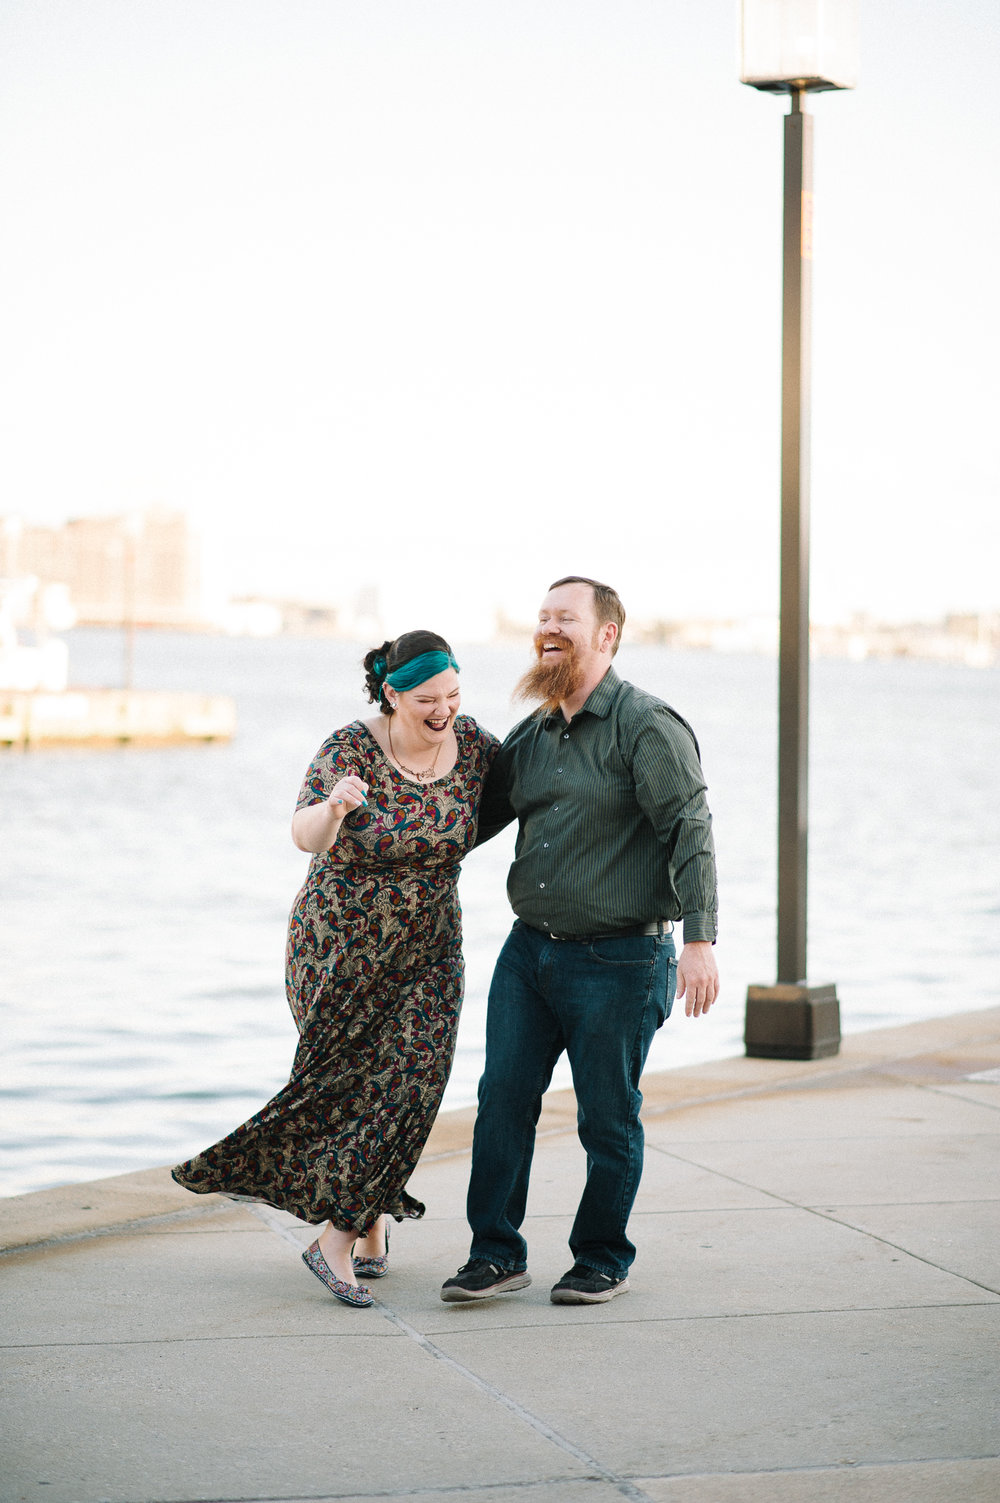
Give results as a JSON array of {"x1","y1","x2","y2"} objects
[{"x1": 513, "y1": 639, "x2": 586, "y2": 714}]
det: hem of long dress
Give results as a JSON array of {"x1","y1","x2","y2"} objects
[{"x1": 170, "y1": 1167, "x2": 425, "y2": 1230}]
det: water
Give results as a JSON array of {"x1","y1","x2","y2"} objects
[{"x1": 2, "y1": 629, "x2": 998, "y2": 1198}]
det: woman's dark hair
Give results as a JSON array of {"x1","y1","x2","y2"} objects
[{"x1": 362, "y1": 629, "x2": 454, "y2": 716}]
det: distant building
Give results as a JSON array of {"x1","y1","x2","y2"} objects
[{"x1": 0, "y1": 510, "x2": 206, "y2": 627}]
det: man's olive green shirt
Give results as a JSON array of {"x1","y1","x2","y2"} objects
[{"x1": 476, "y1": 668, "x2": 718, "y2": 944}]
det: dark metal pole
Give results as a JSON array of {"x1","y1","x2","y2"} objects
[
  {"x1": 744, "y1": 86, "x2": 839, "y2": 1059},
  {"x1": 777, "y1": 88, "x2": 812, "y2": 983}
]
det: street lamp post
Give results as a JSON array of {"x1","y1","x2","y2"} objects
[{"x1": 740, "y1": 0, "x2": 858, "y2": 1059}]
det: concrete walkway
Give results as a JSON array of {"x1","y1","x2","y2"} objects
[{"x1": 3, "y1": 1007, "x2": 999, "y2": 1503}]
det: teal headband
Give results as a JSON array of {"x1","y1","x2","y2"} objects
[{"x1": 384, "y1": 650, "x2": 460, "y2": 692}]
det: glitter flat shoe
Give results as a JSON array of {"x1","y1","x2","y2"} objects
[
  {"x1": 302, "y1": 1240, "x2": 374, "y2": 1307},
  {"x1": 353, "y1": 1218, "x2": 390, "y2": 1278}
]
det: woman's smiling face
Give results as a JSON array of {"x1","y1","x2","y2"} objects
[{"x1": 393, "y1": 667, "x2": 461, "y2": 741}]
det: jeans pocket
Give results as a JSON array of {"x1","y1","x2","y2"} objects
[
  {"x1": 662, "y1": 955, "x2": 678, "y2": 1021},
  {"x1": 586, "y1": 936, "x2": 656, "y2": 967}
]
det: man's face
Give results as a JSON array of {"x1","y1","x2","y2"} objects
[
  {"x1": 514, "y1": 582, "x2": 613, "y2": 711},
  {"x1": 533, "y1": 582, "x2": 605, "y2": 669}
]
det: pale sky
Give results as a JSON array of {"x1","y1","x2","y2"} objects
[{"x1": 1, "y1": 0, "x2": 997, "y2": 641}]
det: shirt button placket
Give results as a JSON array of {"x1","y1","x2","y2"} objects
[
  {"x1": 542, "y1": 722, "x2": 568, "y2": 928},
  {"x1": 545, "y1": 723, "x2": 563, "y2": 923}
]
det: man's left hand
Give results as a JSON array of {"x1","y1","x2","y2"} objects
[{"x1": 676, "y1": 941, "x2": 720, "y2": 1018}]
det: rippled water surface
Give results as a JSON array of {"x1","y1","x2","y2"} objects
[{"x1": 2, "y1": 629, "x2": 997, "y2": 1196}]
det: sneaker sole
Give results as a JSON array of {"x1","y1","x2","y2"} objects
[
  {"x1": 550, "y1": 1277, "x2": 629, "y2": 1305},
  {"x1": 440, "y1": 1272, "x2": 532, "y2": 1303}
]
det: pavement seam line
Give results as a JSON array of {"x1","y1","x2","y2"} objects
[
  {"x1": 89, "y1": 1482, "x2": 621, "y2": 1503},
  {"x1": 124, "y1": 1479, "x2": 603, "y2": 1502},
  {"x1": 806, "y1": 1208, "x2": 1000, "y2": 1297},
  {"x1": 644, "y1": 1144, "x2": 1000, "y2": 1297},
  {"x1": 915, "y1": 1081, "x2": 1000, "y2": 1116},
  {"x1": 0, "y1": 1199, "x2": 236, "y2": 1258},
  {"x1": 247, "y1": 1205, "x2": 656, "y2": 1503},
  {"x1": 6, "y1": 1298, "x2": 998, "y2": 1353},
  {"x1": 370, "y1": 1303, "x2": 656, "y2": 1503},
  {"x1": 119, "y1": 1454, "x2": 1000, "y2": 1502},
  {"x1": 637, "y1": 1454, "x2": 1000, "y2": 1480}
]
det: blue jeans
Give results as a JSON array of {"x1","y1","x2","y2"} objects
[{"x1": 467, "y1": 920, "x2": 677, "y2": 1281}]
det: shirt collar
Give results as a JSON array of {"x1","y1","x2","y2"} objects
[{"x1": 542, "y1": 667, "x2": 619, "y2": 728}]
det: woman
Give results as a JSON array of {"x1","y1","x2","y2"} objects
[{"x1": 173, "y1": 630, "x2": 497, "y2": 1307}]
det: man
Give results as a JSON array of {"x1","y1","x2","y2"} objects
[{"x1": 441, "y1": 575, "x2": 719, "y2": 1306}]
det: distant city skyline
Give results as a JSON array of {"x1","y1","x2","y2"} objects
[
  {"x1": 1, "y1": 1, "x2": 997, "y2": 641},
  {"x1": 4, "y1": 508, "x2": 996, "y2": 673}
]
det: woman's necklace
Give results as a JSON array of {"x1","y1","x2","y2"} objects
[{"x1": 387, "y1": 719, "x2": 444, "y2": 782}]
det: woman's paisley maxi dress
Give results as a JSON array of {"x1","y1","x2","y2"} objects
[{"x1": 172, "y1": 715, "x2": 498, "y2": 1233}]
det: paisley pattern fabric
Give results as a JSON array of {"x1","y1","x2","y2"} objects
[{"x1": 172, "y1": 715, "x2": 497, "y2": 1233}]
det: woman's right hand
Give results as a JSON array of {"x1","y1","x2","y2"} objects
[
  {"x1": 328, "y1": 774, "x2": 369, "y2": 814},
  {"x1": 292, "y1": 773, "x2": 371, "y2": 853}
]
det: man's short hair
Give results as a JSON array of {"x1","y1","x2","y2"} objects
[{"x1": 548, "y1": 575, "x2": 625, "y2": 656}]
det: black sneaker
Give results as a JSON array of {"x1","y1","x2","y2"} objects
[
  {"x1": 550, "y1": 1263, "x2": 630, "y2": 1304},
  {"x1": 440, "y1": 1259, "x2": 532, "y2": 1302}
]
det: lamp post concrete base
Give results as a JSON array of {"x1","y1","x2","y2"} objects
[{"x1": 744, "y1": 983, "x2": 841, "y2": 1060}]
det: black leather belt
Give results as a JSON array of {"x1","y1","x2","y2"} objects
[{"x1": 545, "y1": 919, "x2": 673, "y2": 943}]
